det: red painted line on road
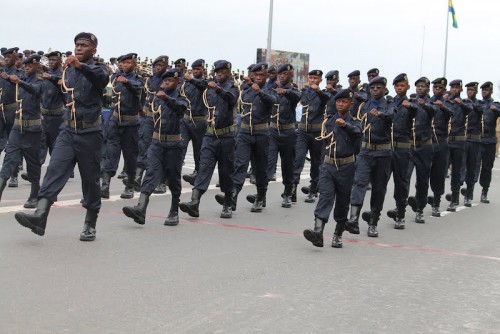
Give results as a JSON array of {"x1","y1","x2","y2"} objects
[{"x1": 57, "y1": 206, "x2": 500, "y2": 262}]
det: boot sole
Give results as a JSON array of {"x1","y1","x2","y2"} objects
[
  {"x1": 23, "y1": 202, "x2": 38, "y2": 209},
  {"x1": 80, "y1": 235, "x2": 96, "y2": 241},
  {"x1": 304, "y1": 198, "x2": 316, "y2": 203},
  {"x1": 179, "y1": 203, "x2": 199, "y2": 218},
  {"x1": 220, "y1": 213, "x2": 232, "y2": 219},
  {"x1": 14, "y1": 213, "x2": 45, "y2": 236},
  {"x1": 281, "y1": 203, "x2": 292, "y2": 208},
  {"x1": 120, "y1": 193, "x2": 135, "y2": 199},
  {"x1": 250, "y1": 207, "x2": 263, "y2": 213},
  {"x1": 122, "y1": 207, "x2": 145, "y2": 225},
  {"x1": 331, "y1": 243, "x2": 343, "y2": 248},
  {"x1": 394, "y1": 225, "x2": 405, "y2": 230},
  {"x1": 303, "y1": 230, "x2": 323, "y2": 247},
  {"x1": 164, "y1": 220, "x2": 179, "y2": 226}
]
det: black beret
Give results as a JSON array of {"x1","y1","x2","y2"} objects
[
  {"x1": 449, "y1": 79, "x2": 462, "y2": 87},
  {"x1": 213, "y1": 60, "x2": 232, "y2": 71},
  {"x1": 393, "y1": 73, "x2": 408, "y2": 85},
  {"x1": 119, "y1": 53, "x2": 138, "y2": 62},
  {"x1": 174, "y1": 58, "x2": 186, "y2": 65},
  {"x1": 17, "y1": 53, "x2": 23, "y2": 58},
  {"x1": 415, "y1": 76, "x2": 430, "y2": 86},
  {"x1": 348, "y1": 70, "x2": 360, "y2": 77},
  {"x1": 37, "y1": 51, "x2": 44, "y2": 56},
  {"x1": 308, "y1": 69, "x2": 323, "y2": 77},
  {"x1": 480, "y1": 81, "x2": 493, "y2": 89},
  {"x1": 162, "y1": 68, "x2": 182, "y2": 79},
  {"x1": 247, "y1": 63, "x2": 255, "y2": 71},
  {"x1": 1, "y1": 47, "x2": 19, "y2": 56},
  {"x1": 74, "y1": 32, "x2": 98, "y2": 46},
  {"x1": 22, "y1": 54, "x2": 41, "y2": 65},
  {"x1": 431, "y1": 77, "x2": 447, "y2": 86},
  {"x1": 191, "y1": 59, "x2": 205, "y2": 68},
  {"x1": 367, "y1": 68, "x2": 379, "y2": 75},
  {"x1": 46, "y1": 51, "x2": 62, "y2": 58},
  {"x1": 465, "y1": 82, "x2": 479, "y2": 89},
  {"x1": 369, "y1": 76, "x2": 387, "y2": 86},
  {"x1": 0, "y1": 47, "x2": 7, "y2": 53},
  {"x1": 325, "y1": 70, "x2": 339, "y2": 80},
  {"x1": 65, "y1": 51, "x2": 73, "y2": 56},
  {"x1": 268, "y1": 65, "x2": 277, "y2": 72},
  {"x1": 251, "y1": 63, "x2": 268, "y2": 73},
  {"x1": 110, "y1": 57, "x2": 117, "y2": 62},
  {"x1": 277, "y1": 63, "x2": 293, "y2": 74},
  {"x1": 152, "y1": 55, "x2": 169, "y2": 65},
  {"x1": 334, "y1": 89, "x2": 354, "y2": 100}
]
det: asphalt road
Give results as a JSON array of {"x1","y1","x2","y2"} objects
[{"x1": 1, "y1": 151, "x2": 500, "y2": 334}]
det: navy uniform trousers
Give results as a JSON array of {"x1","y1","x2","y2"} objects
[
  {"x1": 293, "y1": 130, "x2": 322, "y2": 187},
  {"x1": 391, "y1": 147, "x2": 411, "y2": 208},
  {"x1": 267, "y1": 128, "x2": 296, "y2": 185},
  {"x1": 102, "y1": 117, "x2": 139, "y2": 177},
  {"x1": 40, "y1": 114, "x2": 64, "y2": 164},
  {"x1": 0, "y1": 104, "x2": 17, "y2": 151},
  {"x1": 137, "y1": 115, "x2": 155, "y2": 170},
  {"x1": 180, "y1": 118, "x2": 207, "y2": 173},
  {"x1": 460, "y1": 140, "x2": 481, "y2": 186},
  {"x1": 448, "y1": 141, "x2": 465, "y2": 193},
  {"x1": 410, "y1": 144, "x2": 434, "y2": 210},
  {"x1": 478, "y1": 143, "x2": 496, "y2": 190},
  {"x1": 429, "y1": 140, "x2": 449, "y2": 199}
]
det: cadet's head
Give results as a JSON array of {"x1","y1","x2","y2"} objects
[
  {"x1": 431, "y1": 78, "x2": 447, "y2": 97},
  {"x1": 15, "y1": 53, "x2": 23, "y2": 69},
  {"x1": 110, "y1": 57, "x2": 117, "y2": 64},
  {"x1": 481, "y1": 82, "x2": 493, "y2": 99},
  {"x1": 1, "y1": 47, "x2": 19, "y2": 67},
  {"x1": 449, "y1": 80, "x2": 463, "y2": 96},
  {"x1": 153, "y1": 55, "x2": 169, "y2": 77},
  {"x1": 369, "y1": 76, "x2": 387, "y2": 99},
  {"x1": 348, "y1": 70, "x2": 361, "y2": 88},
  {"x1": 268, "y1": 65, "x2": 277, "y2": 82},
  {"x1": 414, "y1": 77, "x2": 430, "y2": 97},
  {"x1": 307, "y1": 70, "x2": 323, "y2": 86},
  {"x1": 214, "y1": 60, "x2": 232, "y2": 83},
  {"x1": 367, "y1": 68, "x2": 379, "y2": 82},
  {"x1": 325, "y1": 70, "x2": 339, "y2": 87},
  {"x1": 46, "y1": 51, "x2": 62, "y2": 70},
  {"x1": 74, "y1": 32, "x2": 98, "y2": 63},
  {"x1": 465, "y1": 82, "x2": 478, "y2": 99},
  {"x1": 335, "y1": 89, "x2": 353, "y2": 114},
  {"x1": 119, "y1": 53, "x2": 137, "y2": 74},
  {"x1": 251, "y1": 63, "x2": 269, "y2": 85},
  {"x1": 278, "y1": 64, "x2": 293, "y2": 86},
  {"x1": 22, "y1": 55, "x2": 41, "y2": 76},
  {"x1": 393, "y1": 73, "x2": 409, "y2": 97},
  {"x1": 160, "y1": 69, "x2": 181, "y2": 91},
  {"x1": 174, "y1": 58, "x2": 187, "y2": 73},
  {"x1": 191, "y1": 59, "x2": 205, "y2": 79}
]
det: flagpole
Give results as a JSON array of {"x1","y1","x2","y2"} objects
[
  {"x1": 443, "y1": 1, "x2": 450, "y2": 77},
  {"x1": 266, "y1": 0, "x2": 274, "y2": 63},
  {"x1": 419, "y1": 25, "x2": 426, "y2": 77}
]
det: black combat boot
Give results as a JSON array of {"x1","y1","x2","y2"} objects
[
  {"x1": 415, "y1": 209, "x2": 425, "y2": 224},
  {"x1": 179, "y1": 189, "x2": 203, "y2": 218},
  {"x1": 164, "y1": 196, "x2": 180, "y2": 226},
  {"x1": 14, "y1": 197, "x2": 52, "y2": 236},
  {"x1": 331, "y1": 233, "x2": 343, "y2": 248},
  {"x1": 246, "y1": 193, "x2": 266, "y2": 207},
  {"x1": 447, "y1": 191, "x2": 459, "y2": 212},
  {"x1": 122, "y1": 192, "x2": 150, "y2": 225},
  {"x1": 365, "y1": 212, "x2": 379, "y2": 237},
  {"x1": 345, "y1": 205, "x2": 361, "y2": 234},
  {"x1": 220, "y1": 192, "x2": 233, "y2": 218},
  {"x1": 100, "y1": 172, "x2": 111, "y2": 199},
  {"x1": 182, "y1": 170, "x2": 197, "y2": 186},
  {"x1": 407, "y1": 196, "x2": 418, "y2": 212},
  {"x1": 80, "y1": 209, "x2": 98, "y2": 241},
  {"x1": 394, "y1": 206, "x2": 406, "y2": 229},
  {"x1": 304, "y1": 182, "x2": 318, "y2": 203},
  {"x1": 387, "y1": 208, "x2": 397, "y2": 221},
  {"x1": 153, "y1": 175, "x2": 167, "y2": 194},
  {"x1": 462, "y1": 185, "x2": 473, "y2": 207},
  {"x1": 133, "y1": 167, "x2": 145, "y2": 192},
  {"x1": 251, "y1": 191, "x2": 266, "y2": 212},
  {"x1": 291, "y1": 184, "x2": 297, "y2": 203},
  {"x1": 431, "y1": 195, "x2": 441, "y2": 217},
  {"x1": 282, "y1": 185, "x2": 292, "y2": 208},
  {"x1": 24, "y1": 183, "x2": 40, "y2": 209},
  {"x1": 21, "y1": 173, "x2": 31, "y2": 183},
  {"x1": 301, "y1": 185, "x2": 310, "y2": 194},
  {"x1": 120, "y1": 174, "x2": 135, "y2": 199},
  {"x1": 8, "y1": 171, "x2": 18, "y2": 188},
  {"x1": 303, "y1": 217, "x2": 326, "y2": 248},
  {"x1": 480, "y1": 188, "x2": 490, "y2": 204}
]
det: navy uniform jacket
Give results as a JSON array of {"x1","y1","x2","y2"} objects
[
  {"x1": 240, "y1": 84, "x2": 277, "y2": 133},
  {"x1": 392, "y1": 96, "x2": 416, "y2": 143},
  {"x1": 409, "y1": 95, "x2": 434, "y2": 142},
  {"x1": 430, "y1": 95, "x2": 452, "y2": 140},
  {"x1": 465, "y1": 97, "x2": 483, "y2": 142},
  {"x1": 1, "y1": 67, "x2": 26, "y2": 105},
  {"x1": 41, "y1": 67, "x2": 64, "y2": 110},
  {"x1": 358, "y1": 97, "x2": 394, "y2": 157},
  {"x1": 324, "y1": 89, "x2": 338, "y2": 116},
  {"x1": 151, "y1": 89, "x2": 188, "y2": 147},
  {"x1": 447, "y1": 96, "x2": 473, "y2": 138},
  {"x1": 204, "y1": 80, "x2": 239, "y2": 134},
  {"x1": 481, "y1": 99, "x2": 500, "y2": 144},
  {"x1": 272, "y1": 85, "x2": 301, "y2": 128},
  {"x1": 266, "y1": 80, "x2": 278, "y2": 90},
  {"x1": 143, "y1": 75, "x2": 163, "y2": 113},
  {"x1": 180, "y1": 77, "x2": 208, "y2": 118},
  {"x1": 348, "y1": 86, "x2": 368, "y2": 118},
  {"x1": 111, "y1": 72, "x2": 144, "y2": 126},
  {"x1": 14, "y1": 73, "x2": 43, "y2": 133},
  {"x1": 322, "y1": 113, "x2": 362, "y2": 159},
  {"x1": 299, "y1": 88, "x2": 330, "y2": 128},
  {"x1": 61, "y1": 62, "x2": 109, "y2": 133}
]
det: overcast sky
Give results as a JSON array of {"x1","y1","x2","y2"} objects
[{"x1": 3, "y1": 0, "x2": 498, "y2": 96}]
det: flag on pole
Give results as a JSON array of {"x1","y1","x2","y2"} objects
[{"x1": 449, "y1": 0, "x2": 458, "y2": 28}]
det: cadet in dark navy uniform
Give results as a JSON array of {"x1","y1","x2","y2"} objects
[
  {"x1": 0, "y1": 54, "x2": 43, "y2": 208},
  {"x1": 345, "y1": 76, "x2": 394, "y2": 237},
  {"x1": 324, "y1": 70, "x2": 340, "y2": 116},
  {"x1": 362, "y1": 68, "x2": 379, "y2": 97},
  {"x1": 346, "y1": 70, "x2": 368, "y2": 118},
  {"x1": 14, "y1": 32, "x2": 109, "y2": 241},
  {"x1": 101, "y1": 53, "x2": 144, "y2": 199},
  {"x1": 293, "y1": 70, "x2": 329, "y2": 203},
  {"x1": 180, "y1": 59, "x2": 208, "y2": 185},
  {"x1": 303, "y1": 89, "x2": 362, "y2": 248},
  {"x1": 386, "y1": 74, "x2": 415, "y2": 229},
  {"x1": 180, "y1": 60, "x2": 239, "y2": 218},
  {"x1": 122, "y1": 68, "x2": 188, "y2": 226},
  {"x1": 477, "y1": 82, "x2": 499, "y2": 203}
]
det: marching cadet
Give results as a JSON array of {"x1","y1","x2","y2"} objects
[
  {"x1": 174, "y1": 58, "x2": 187, "y2": 74},
  {"x1": 293, "y1": 69, "x2": 329, "y2": 203},
  {"x1": 346, "y1": 70, "x2": 368, "y2": 118},
  {"x1": 363, "y1": 68, "x2": 379, "y2": 97},
  {"x1": 122, "y1": 68, "x2": 188, "y2": 226},
  {"x1": 14, "y1": 32, "x2": 109, "y2": 241},
  {"x1": 1, "y1": 47, "x2": 26, "y2": 187},
  {"x1": 134, "y1": 55, "x2": 168, "y2": 191},
  {"x1": 477, "y1": 82, "x2": 500, "y2": 203},
  {"x1": 266, "y1": 65, "x2": 278, "y2": 89},
  {"x1": 180, "y1": 60, "x2": 239, "y2": 218},
  {"x1": 406, "y1": 77, "x2": 434, "y2": 224},
  {"x1": 324, "y1": 70, "x2": 340, "y2": 116},
  {"x1": 445, "y1": 80, "x2": 473, "y2": 211},
  {"x1": 101, "y1": 53, "x2": 144, "y2": 199},
  {"x1": 303, "y1": 89, "x2": 362, "y2": 248},
  {"x1": 0, "y1": 54, "x2": 43, "y2": 208},
  {"x1": 459, "y1": 82, "x2": 482, "y2": 206},
  {"x1": 345, "y1": 76, "x2": 394, "y2": 237},
  {"x1": 386, "y1": 74, "x2": 415, "y2": 229},
  {"x1": 427, "y1": 78, "x2": 452, "y2": 217},
  {"x1": 180, "y1": 59, "x2": 208, "y2": 186}
]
